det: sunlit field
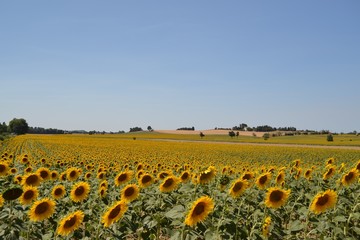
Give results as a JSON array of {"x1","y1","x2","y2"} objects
[
  {"x1": 111, "y1": 131, "x2": 360, "y2": 147},
  {"x1": 0, "y1": 134, "x2": 359, "y2": 239}
]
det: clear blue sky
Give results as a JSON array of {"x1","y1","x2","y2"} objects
[{"x1": 1, "y1": 1, "x2": 359, "y2": 132}]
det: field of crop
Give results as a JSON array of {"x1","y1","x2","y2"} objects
[
  {"x1": 0, "y1": 134, "x2": 359, "y2": 239},
  {"x1": 111, "y1": 131, "x2": 360, "y2": 147}
]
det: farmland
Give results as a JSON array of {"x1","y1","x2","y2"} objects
[{"x1": 0, "y1": 134, "x2": 359, "y2": 239}]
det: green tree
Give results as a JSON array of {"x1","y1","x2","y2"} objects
[
  {"x1": 0, "y1": 122, "x2": 8, "y2": 134},
  {"x1": 263, "y1": 133, "x2": 270, "y2": 140},
  {"x1": 327, "y1": 134, "x2": 334, "y2": 142},
  {"x1": 8, "y1": 118, "x2": 29, "y2": 135}
]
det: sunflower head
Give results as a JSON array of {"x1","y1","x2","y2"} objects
[
  {"x1": 36, "y1": 167, "x2": 51, "y2": 181},
  {"x1": 159, "y1": 176, "x2": 180, "y2": 193},
  {"x1": 70, "y1": 182, "x2": 90, "y2": 202},
  {"x1": 229, "y1": 179, "x2": 249, "y2": 198},
  {"x1": 22, "y1": 173, "x2": 42, "y2": 187},
  {"x1": 20, "y1": 186, "x2": 38, "y2": 205},
  {"x1": 180, "y1": 171, "x2": 191, "y2": 182},
  {"x1": 0, "y1": 162, "x2": 9, "y2": 176},
  {"x1": 241, "y1": 172, "x2": 254, "y2": 181},
  {"x1": 102, "y1": 201, "x2": 128, "y2": 227},
  {"x1": 304, "y1": 169, "x2": 312, "y2": 180},
  {"x1": 310, "y1": 189, "x2": 337, "y2": 214},
  {"x1": 57, "y1": 210, "x2": 84, "y2": 236},
  {"x1": 138, "y1": 174, "x2": 154, "y2": 188},
  {"x1": 265, "y1": 187, "x2": 291, "y2": 209},
  {"x1": 121, "y1": 184, "x2": 139, "y2": 203},
  {"x1": 184, "y1": 196, "x2": 214, "y2": 226},
  {"x1": 29, "y1": 198, "x2": 56, "y2": 222},
  {"x1": 341, "y1": 168, "x2": 359, "y2": 187},
  {"x1": 256, "y1": 173, "x2": 272, "y2": 190},
  {"x1": 262, "y1": 216, "x2": 272, "y2": 238},
  {"x1": 275, "y1": 171, "x2": 285, "y2": 185},
  {"x1": 52, "y1": 185, "x2": 66, "y2": 200},
  {"x1": 67, "y1": 167, "x2": 80, "y2": 181},
  {"x1": 114, "y1": 171, "x2": 133, "y2": 186},
  {"x1": 198, "y1": 166, "x2": 216, "y2": 184},
  {"x1": 323, "y1": 165, "x2": 336, "y2": 180}
]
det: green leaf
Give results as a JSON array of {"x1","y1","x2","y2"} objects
[
  {"x1": 290, "y1": 220, "x2": 304, "y2": 232},
  {"x1": 165, "y1": 205, "x2": 185, "y2": 219},
  {"x1": 333, "y1": 216, "x2": 347, "y2": 222}
]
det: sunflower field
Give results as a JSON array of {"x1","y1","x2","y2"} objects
[{"x1": 0, "y1": 134, "x2": 359, "y2": 239}]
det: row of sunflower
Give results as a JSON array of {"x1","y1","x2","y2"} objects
[{"x1": 0, "y1": 135, "x2": 359, "y2": 239}]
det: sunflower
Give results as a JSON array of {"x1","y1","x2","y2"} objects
[
  {"x1": 52, "y1": 185, "x2": 66, "y2": 199},
  {"x1": 184, "y1": 196, "x2": 214, "y2": 226},
  {"x1": 121, "y1": 184, "x2": 139, "y2": 203},
  {"x1": 326, "y1": 157, "x2": 335, "y2": 166},
  {"x1": 19, "y1": 186, "x2": 38, "y2": 205},
  {"x1": 293, "y1": 159, "x2": 301, "y2": 168},
  {"x1": 0, "y1": 161, "x2": 9, "y2": 176},
  {"x1": 198, "y1": 166, "x2": 216, "y2": 184},
  {"x1": 0, "y1": 195, "x2": 3, "y2": 207},
  {"x1": 57, "y1": 210, "x2": 84, "y2": 236},
  {"x1": 355, "y1": 160, "x2": 360, "y2": 172},
  {"x1": 67, "y1": 167, "x2": 80, "y2": 181},
  {"x1": 180, "y1": 171, "x2": 191, "y2": 182},
  {"x1": 22, "y1": 173, "x2": 42, "y2": 187},
  {"x1": 85, "y1": 172, "x2": 92, "y2": 179},
  {"x1": 341, "y1": 168, "x2": 359, "y2": 187},
  {"x1": 99, "y1": 186, "x2": 107, "y2": 198},
  {"x1": 36, "y1": 167, "x2": 51, "y2": 181},
  {"x1": 262, "y1": 216, "x2": 272, "y2": 238},
  {"x1": 100, "y1": 180, "x2": 108, "y2": 189},
  {"x1": 256, "y1": 173, "x2": 272, "y2": 190},
  {"x1": 310, "y1": 189, "x2": 337, "y2": 214},
  {"x1": 10, "y1": 167, "x2": 17, "y2": 174},
  {"x1": 323, "y1": 165, "x2": 336, "y2": 180},
  {"x1": 28, "y1": 198, "x2": 56, "y2": 222},
  {"x1": 51, "y1": 171, "x2": 59, "y2": 180},
  {"x1": 338, "y1": 163, "x2": 345, "y2": 173},
  {"x1": 21, "y1": 157, "x2": 29, "y2": 164},
  {"x1": 241, "y1": 172, "x2": 254, "y2": 181},
  {"x1": 304, "y1": 169, "x2": 312, "y2": 180},
  {"x1": 70, "y1": 182, "x2": 90, "y2": 202},
  {"x1": 113, "y1": 171, "x2": 132, "y2": 187},
  {"x1": 138, "y1": 173, "x2": 154, "y2": 188},
  {"x1": 229, "y1": 179, "x2": 249, "y2": 198},
  {"x1": 157, "y1": 170, "x2": 171, "y2": 180},
  {"x1": 102, "y1": 201, "x2": 128, "y2": 227},
  {"x1": 25, "y1": 166, "x2": 33, "y2": 173},
  {"x1": 275, "y1": 171, "x2": 285, "y2": 185},
  {"x1": 97, "y1": 171, "x2": 105, "y2": 179},
  {"x1": 60, "y1": 172, "x2": 67, "y2": 181},
  {"x1": 14, "y1": 175, "x2": 23, "y2": 184},
  {"x1": 265, "y1": 187, "x2": 291, "y2": 209},
  {"x1": 160, "y1": 176, "x2": 180, "y2": 193}
]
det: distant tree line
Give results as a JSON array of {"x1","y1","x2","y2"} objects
[
  {"x1": 177, "y1": 127, "x2": 195, "y2": 131},
  {"x1": 129, "y1": 127, "x2": 143, "y2": 132},
  {"x1": 231, "y1": 123, "x2": 297, "y2": 132},
  {"x1": 28, "y1": 127, "x2": 65, "y2": 134}
]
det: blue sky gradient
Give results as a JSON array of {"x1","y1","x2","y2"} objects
[{"x1": 1, "y1": 1, "x2": 359, "y2": 132}]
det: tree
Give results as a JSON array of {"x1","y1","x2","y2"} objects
[
  {"x1": 0, "y1": 122, "x2": 8, "y2": 134},
  {"x1": 327, "y1": 134, "x2": 334, "y2": 142},
  {"x1": 263, "y1": 133, "x2": 270, "y2": 140},
  {"x1": 200, "y1": 132, "x2": 205, "y2": 138},
  {"x1": 228, "y1": 131, "x2": 236, "y2": 138},
  {"x1": 129, "y1": 127, "x2": 143, "y2": 132},
  {"x1": 147, "y1": 126, "x2": 153, "y2": 132},
  {"x1": 8, "y1": 118, "x2": 29, "y2": 135}
]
